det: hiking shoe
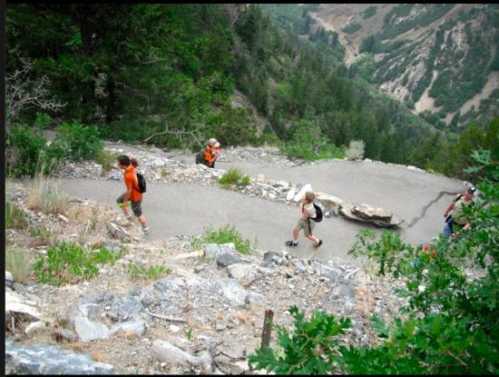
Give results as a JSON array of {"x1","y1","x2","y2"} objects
[
  {"x1": 285, "y1": 240, "x2": 298, "y2": 248},
  {"x1": 314, "y1": 239, "x2": 323, "y2": 248},
  {"x1": 142, "y1": 226, "x2": 150, "y2": 235}
]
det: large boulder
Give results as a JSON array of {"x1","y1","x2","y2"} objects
[
  {"x1": 314, "y1": 192, "x2": 344, "y2": 211},
  {"x1": 203, "y1": 243, "x2": 242, "y2": 267},
  {"x1": 5, "y1": 339, "x2": 114, "y2": 374},
  {"x1": 340, "y1": 203, "x2": 402, "y2": 228},
  {"x1": 351, "y1": 204, "x2": 392, "y2": 221}
]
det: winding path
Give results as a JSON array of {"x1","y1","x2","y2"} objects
[{"x1": 56, "y1": 156, "x2": 463, "y2": 265}]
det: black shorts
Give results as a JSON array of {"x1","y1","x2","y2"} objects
[{"x1": 117, "y1": 194, "x2": 143, "y2": 217}]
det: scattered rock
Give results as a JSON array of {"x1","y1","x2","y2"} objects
[
  {"x1": 227, "y1": 264, "x2": 262, "y2": 287},
  {"x1": 110, "y1": 320, "x2": 146, "y2": 337},
  {"x1": 106, "y1": 222, "x2": 131, "y2": 242},
  {"x1": 152, "y1": 339, "x2": 212, "y2": 373},
  {"x1": 5, "y1": 338, "x2": 114, "y2": 375},
  {"x1": 74, "y1": 315, "x2": 111, "y2": 342},
  {"x1": 24, "y1": 321, "x2": 47, "y2": 336}
]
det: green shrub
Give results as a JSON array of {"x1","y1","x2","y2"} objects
[
  {"x1": 6, "y1": 247, "x2": 33, "y2": 284},
  {"x1": 33, "y1": 242, "x2": 119, "y2": 286},
  {"x1": 282, "y1": 120, "x2": 345, "y2": 161},
  {"x1": 53, "y1": 121, "x2": 103, "y2": 161},
  {"x1": 127, "y1": 262, "x2": 171, "y2": 280},
  {"x1": 219, "y1": 168, "x2": 251, "y2": 188},
  {"x1": 6, "y1": 125, "x2": 46, "y2": 177},
  {"x1": 342, "y1": 22, "x2": 362, "y2": 34},
  {"x1": 249, "y1": 306, "x2": 351, "y2": 374},
  {"x1": 192, "y1": 225, "x2": 252, "y2": 254},
  {"x1": 6, "y1": 201, "x2": 28, "y2": 229},
  {"x1": 250, "y1": 150, "x2": 499, "y2": 374},
  {"x1": 362, "y1": 6, "x2": 377, "y2": 19}
]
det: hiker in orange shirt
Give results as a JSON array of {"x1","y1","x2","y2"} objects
[
  {"x1": 116, "y1": 155, "x2": 149, "y2": 234},
  {"x1": 196, "y1": 138, "x2": 221, "y2": 168}
]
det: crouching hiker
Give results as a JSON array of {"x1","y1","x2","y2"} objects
[
  {"x1": 286, "y1": 191, "x2": 323, "y2": 248},
  {"x1": 116, "y1": 155, "x2": 150, "y2": 235},
  {"x1": 196, "y1": 138, "x2": 221, "y2": 168}
]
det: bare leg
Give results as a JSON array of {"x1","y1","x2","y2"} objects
[
  {"x1": 306, "y1": 234, "x2": 320, "y2": 245},
  {"x1": 292, "y1": 227, "x2": 300, "y2": 241}
]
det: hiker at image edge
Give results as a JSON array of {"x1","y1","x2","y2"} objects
[
  {"x1": 116, "y1": 155, "x2": 150, "y2": 234},
  {"x1": 442, "y1": 185, "x2": 476, "y2": 238},
  {"x1": 286, "y1": 191, "x2": 323, "y2": 249},
  {"x1": 195, "y1": 138, "x2": 221, "y2": 168}
]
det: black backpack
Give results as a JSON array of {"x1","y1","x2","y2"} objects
[
  {"x1": 311, "y1": 203, "x2": 323, "y2": 222},
  {"x1": 137, "y1": 172, "x2": 146, "y2": 193}
]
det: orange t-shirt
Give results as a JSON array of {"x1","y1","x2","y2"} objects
[
  {"x1": 203, "y1": 146, "x2": 216, "y2": 166},
  {"x1": 124, "y1": 165, "x2": 142, "y2": 202}
]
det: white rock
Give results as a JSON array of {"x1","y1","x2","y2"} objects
[
  {"x1": 24, "y1": 321, "x2": 46, "y2": 336},
  {"x1": 293, "y1": 184, "x2": 313, "y2": 202},
  {"x1": 256, "y1": 174, "x2": 265, "y2": 183},
  {"x1": 286, "y1": 187, "x2": 296, "y2": 201},
  {"x1": 110, "y1": 320, "x2": 146, "y2": 337},
  {"x1": 152, "y1": 340, "x2": 212, "y2": 373},
  {"x1": 6, "y1": 290, "x2": 41, "y2": 322},
  {"x1": 227, "y1": 264, "x2": 262, "y2": 287},
  {"x1": 74, "y1": 315, "x2": 111, "y2": 342}
]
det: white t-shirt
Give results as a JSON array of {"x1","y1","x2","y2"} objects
[{"x1": 302, "y1": 202, "x2": 316, "y2": 219}]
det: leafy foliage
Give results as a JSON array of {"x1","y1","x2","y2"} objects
[
  {"x1": 33, "y1": 242, "x2": 120, "y2": 286},
  {"x1": 249, "y1": 306, "x2": 351, "y2": 374},
  {"x1": 250, "y1": 149, "x2": 499, "y2": 374},
  {"x1": 192, "y1": 225, "x2": 252, "y2": 254},
  {"x1": 219, "y1": 168, "x2": 251, "y2": 188},
  {"x1": 127, "y1": 262, "x2": 171, "y2": 281}
]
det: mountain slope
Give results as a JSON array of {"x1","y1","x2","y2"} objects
[{"x1": 308, "y1": 4, "x2": 499, "y2": 129}]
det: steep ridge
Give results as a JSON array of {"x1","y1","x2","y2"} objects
[{"x1": 303, "y1": 4, "x2": 499, "y2": 128}]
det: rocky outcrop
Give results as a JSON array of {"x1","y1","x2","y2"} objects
[{"x1": 5, "y1": 339, "x2": 114, "y2": 374}]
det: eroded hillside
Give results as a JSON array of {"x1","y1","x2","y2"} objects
[{"x1": 307, "y1": 4, "x2": 499, "y2": 129}]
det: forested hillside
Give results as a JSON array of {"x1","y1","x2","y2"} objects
[
  {"x1": 298, "y1": 4, "x2": 499, "y2": 130},
  {"x1": 6, "y1": 4, "x2": 498, "y2": 179}
]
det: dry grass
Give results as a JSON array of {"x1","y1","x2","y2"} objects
[
  {"x1": 6, "y1": 246, "x2": 33, "y2": 283},
  {"x1": 27, "y1": 178, "x2": 70, "y2": 215},
  {"x1": 6, "y1": 201, "x2": 28, "y2": 229}
]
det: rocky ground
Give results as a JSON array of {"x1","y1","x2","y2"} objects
[{"x1": 6, "y1": 179, "x2": 406, "y2": 375}]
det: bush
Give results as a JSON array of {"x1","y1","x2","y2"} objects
[
  {"x1": 33, "y1": 242, "x2": 119, "y2": 286},
  {"x1": 249, "y1": 306, "x2": 351, "y2": 374},
  {"x1": 127, "y1": 262, "x2": 171, "y2": 281},
  {"x1": 27, "y1": 178, "x2": 70, "y2": 215},
  {"x1": 6, "y1": 201, "x2": 28, "y2": 229},
  {"x1": 342, "y1": 22, "x2": 362, "y2": 34},
  {"x1": 192, "y1": 225, "x2": 252, "y2": 254},
  {"x1": 282, "y1": 120, "x2": 345, "y2": 161},
  {"x1": 53, "y1": 121, "x2": 103, "y2": 161},
  {"x1": 345, "y1": 140, "x2": 365, "y2": 160},
  {"x1": 219, "y1": 168, "x2": 251, "y2": 188},
  {"x1": 6, "y1": 125, "x2": 46, "y2": 177},
  {"x1": 6, "y1": 247, "x2": 33, "y2": 284},
  {"x1": 251, "y1": 149, "x2": 499, "y2": 374}
]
